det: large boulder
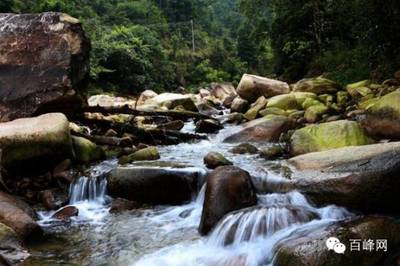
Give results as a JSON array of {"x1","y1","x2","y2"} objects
[
  {"x1": 0, "y1": 12, "x2": 90, "y2": 122},
  {"x1": 224, "y1": 115, "x2": 295, "y2": 143},
  {"x1": 230, "y1": 97, "x2": 249, "y2": 114},
  {"x1": 273, "y1": 216, "x2": 400, "y2": 266},
  {"x1": 289, "y1": 120, "x2": 372, "y2": 156},
  {"x1": 107, "y1": 166, "x2": 205, "y2": 204},
  {"x1": 293, "y1": 77, "x2": 340, "y2": 95},
  {"x1": 0, "y1": 192, "x2": 41, "y2": 240},
  {"x1": 146, "y1": 93, "x2": 198, "y2": 112},
  {"x1": 210, "y1": 82, "x2": 237, "y2": 101},
  {"x1": 136, "y1": 90, "x2": 158, "y2": 106},
  {"x1": 266, "y1": 94, "x2": 299, "y2": 110},
  {"x1": 283, "y1": 142, "x2": 400, "y2": 214},
  {"x1": 0, "y1": 223, "x2": 30, "y2": 265},
  {"x1": 237, "y1": 74, "x2": 290, "y2": 102},
  {"x1": 0, "y1": 113, "x2": 73, "y2": 174},
  {"x1": 195, "y1": 119, "x2": 223, "y2": 134},
  {"x1": 88, "y1": 94, "x2": 136, "y2": 108},
  {"x1": 362, "y1": 89, "x2": 400, "y2": 139},
  {"x1": 199, "y1": 166, "x2": 257, "y2": 235}
]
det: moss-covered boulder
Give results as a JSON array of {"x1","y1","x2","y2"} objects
[
  {"x1": 362, "y1": 90, "x2": 400, "y2": 139},
  {"x1": 259, "y1": 107, "x2": 287, "y2": 117},
  {"x1": 266, "y1": 94, "x2": 299, "y2": 110},
  {"x1": 290, "y1": 120, "x2": 372, "y2": 156},
  {"x1": 304, "y1": 104, "x2": 329, "y2": 123},
  {"x1": 72, "y1": 136, "x2": 105, "y2": 163},
  {"x1": 336, "y1": 91, "x2": 350, "y2": 107},
  {"x1": 119, "y1": 147, "x2": 160, "y2": 164},
  {"x1": 243, "y1": 96, "x2": 268, "y2": 120},
  {"x1": 293, "y1": 77, "x2": 341, "y2": 95},
  {"x1": 346, "y1": 80, "x2": 372, "y2": 98},
  {"x1": 291, "y1": 92, "x2": 318, "y2": 106},
  {"x1": 0, "y1": 113, "x2": 73, "y2": 175},
  {"x1": 237, "y1": 74, "x2": 290, "y2": 102}
]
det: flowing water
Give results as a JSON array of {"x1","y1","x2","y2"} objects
[{"x1": 25, "y1": 119, "x2": 353, "y2": 266}]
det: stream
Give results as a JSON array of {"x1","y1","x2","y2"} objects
[{"x1": 24, "y1": 119, "x2": 353, "y2": 266}]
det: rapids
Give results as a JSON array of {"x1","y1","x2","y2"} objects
[{"x1": 25, "y1": 118, "x2": 353, "y2": 266}]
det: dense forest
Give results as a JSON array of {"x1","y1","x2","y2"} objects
[{"x1": 1, "y1": 0, "x2": 400, "y2": 94}]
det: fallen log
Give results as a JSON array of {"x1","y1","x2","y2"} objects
[
  {"x1": 81, "y1": 105, "x2": 211, "y2": 120},
  {"x1": 72, "y1": 132, "x2": 132, "y2": 147},
  {"x1": 75, "y1": 116, "x2": 207, "y2": 145}
]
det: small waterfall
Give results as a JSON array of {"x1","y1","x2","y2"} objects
[
  {"x1": 207, "y1": 205, "x2": 318, "y2": 246},
  {"x1": 69, "y1": 175, "x2": 107, "y2": 204}
]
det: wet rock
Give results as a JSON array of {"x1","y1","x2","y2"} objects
[
  {"x1": 237, "y1": 74, "x2": 290, "y2": 102},
  {"x1": 285, "y1": 142, "x2": 400, "y2": 214},
  {"x1": 137, "y1": 90, "x2": 158, "y2": 106},
  {"x1": 224, "y1": 115, "x2": 295, "y2": 143},
  {"x1": 273, "y1": 216, "x2": 400, "y2": 266},
  {"x1": 222, "y1": 95, "x2": 237, "y2": 108},
  {"x1": 0, "y1": 223, "x2": 30, "y2": 265},
  {"x1": 361, "y1": 90, "x2": 400, "y2": 139},
  {"x1": 289, "y1": 120, "x2": 372, "y2": 156},
  {"x1": 203, "y1": 152, "x2": 233, "y2": 169},
  {"x1": 210, "y1": 82, "x2": 237, "y2": 102},
  {"x1": 266, "y1": 94, "x2": 299, "y2": 110},
  {"x1": 104, "y1": 129, "x2": 118, "y2": 137},
  {"x1": 107, "y1": 166, "x2": 205, "y2": 204},
  {"x1": 213, "y1": 205, "x2": 318, "y2": 246},
  {"x1": 199, "y1": 166, "x2": 257, "y2": 235},
  {"x1": 244, "y1": 96, "x2": 268, "y2": 120},
  {"x1": 157, "y1": 120, "x2": 185, "y2": 131},
  {"x1": 110, "y1": 198, "x2": 142, "y2": 213},
  {"x1": 72, "y1": 136, "x2": 105, "y2": 163},
  {"x1": 230, "y1": 97, "x2": 249, "y2": 114},
  {"x1": 0, "y1": 12, "x2": 90, "y2": 122},
  {"x1": 0, "y1": 113, "x2": 73, "y2": 175},
  {"x1": 260, "y1": 145, "x2": 284, "y2": 160},
  {"x1": 229, "y1": 143, "x2": 259, "y2": 155},
  {"x1": 118, "y1": 147, "x2": 160, "y2": 164},
  {"x1": 147, "y1": 93, "x2": 198, "y2": 112},
  {"x1": 195, "y1": 119, "x2": 223, "y2": 134},
  {"x1": 293, "y1": 76, "x2": 341, "y2": 95},
  {"x1": 38, "y1": 189, "x2": 68, "y2": 211},
  {"x1": 224, "y1": 112, "x2": 244, "y2": 124},
  {"x1": 51, "y1": 206, "x2": 78, "y2": 221},
  {"x1": 0, "y1": 192, "x2": 41, "y2": 240},
  {"x1": 196, "y1": 102, "x2": 222, "y2": 116}
]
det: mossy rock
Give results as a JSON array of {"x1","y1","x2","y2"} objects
[
  {"x1": 259, "y1": 107, "x2": 287, "y2": 116},
  {"x1": 367, "y1": 89, "x2": 400, "y2": 116},
  {"x1": 291, "y1": 92, "x2": 317, "y2": 106},
  {"x1": 119, "y1": 147, "x2": 160, "y2": 164},
  {"x1": 317, "y1": 94, "x2": 333, "y2": 105},
  {"x1": 72, "y1": 136, "x2": 105, "y2": 163},
  {"x1": 0, "y1": 113, "x2": 73, "y2": 175},
  {"x1": 336, "y1": 91, "x2": 350, "y2": 107},
  {"x1": 293, "y1": 77, "x2": 341, "y2": 95},
  {"x1": 244, "y1": 96, "x2": 268, "y2": 120},
  {"x1": 290, "y1": 120, "x2": 373, "y2": 155},
  {"x1": 304, "y1": 104, "x2": 329, "y2": 123},
  {"x1": 266, "y1": 94, "x2": 299, "y2": 110},
  {"x1": 346, "y1": 80, "x2": 372, "y2": 98},
  {"x1": 301, "y1": 98, "x2": 324, "y2": 110}
]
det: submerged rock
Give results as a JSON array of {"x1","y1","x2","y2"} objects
[
  {"x1": 237, "y1": 74, "x2": 290, "y2": 102},
  {"x1": 224, "y1": 115, "x2": 295, "y2": 143},
  {"x1": 0, "y1": 113, "x2": 73, "y2": 175},
  {"x1": 199, "y1": 166, "x2": 257, "y2": 235},
  {"x1": 362, "y1": 89, "x2": 400, "y2": 139},
  {"x1": 289, "y1": 120, "x2": 372, "y2": 156},
  {"x1": 0, "y1": 192, "x2": 41, "y2": 240},
  {"x1": 0, "y1": 12, "x2": 90, "y2": 122},
  {"x1": 107, "y1": 166, "x2": 205, "y2": 204},
  {"x1": 0, "y1": 222, "x2": 30, "y2": 265},
  {"x1": 203, "y1": 152, "x2": 233, "y2": 169},
  {"x1": 273, "y1": 216, "x2": 400, "y2": 266},
  {"x1": 285, "y1": 142, "x2": 400, "y2": 214}
]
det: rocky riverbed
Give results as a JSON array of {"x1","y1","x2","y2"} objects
[{"x1": 0, "y1": 12, "x2": 400, "y2": 266}]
